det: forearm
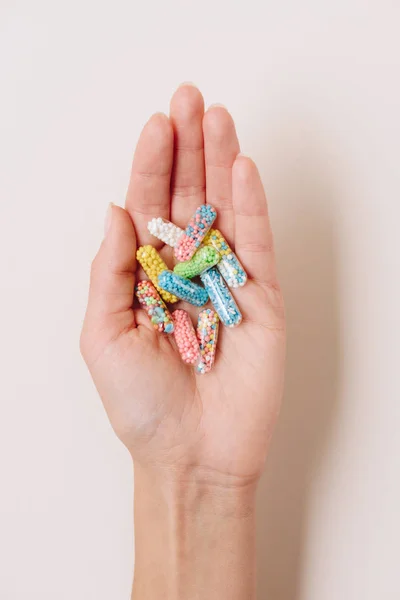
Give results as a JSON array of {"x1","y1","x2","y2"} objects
[{"x1": 132, "y1": 464, "x2": 257, "y2": 600}]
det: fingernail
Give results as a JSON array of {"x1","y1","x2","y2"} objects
[
  {"x1": 208, "y1": 102, "x2": 227, "y2": 110},
  {"x1": 104, "y1": 202, "x2": 114, "y2": 236},
  {"x1": 236, "y1": 152, "x2": 249, "y2": 158},
  {"x1": 178, "y1": 81, "x2": 198, "y2": 89},
  {"x1": 148, "y1": 111, "x2": 168, "y2": 121}
]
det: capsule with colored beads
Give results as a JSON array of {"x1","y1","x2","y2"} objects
[
  {"x1": 200, "y1": 267, "x2": 242, "y2": 328},
  {"x1": 158, "y1": 271, "x2": 209, "y2": 307},
  {"x1": 174, "y1": 205, "x2": 217, "y2": 262},
  {"x1": 135, "y1": 281, "x2": 175, "y2": 334},
  {"x1": 173, "y1": 246, "x2": 220, "y2": 279},
  {"x1": 136, "y1": 245, "x2": 178, "y2": 304},
  {"x1": 204, "y1": 229, "x2": 247, "y2": 288},
  {"x1": 172, "y1": 309, "x2": 200, "y2": 365},
  {"x1": 147, "y1": 218, "x2": 184, "y2": 247},
  {"x1": 196, "y1": 309, "x2": 219, "y2": 374}
]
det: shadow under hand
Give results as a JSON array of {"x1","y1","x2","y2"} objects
[{"x1": 256, "y1": 139, "x2": 341, "y2": 599}]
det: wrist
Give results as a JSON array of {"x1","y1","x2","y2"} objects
[
  {"x1": 132, "y1": 463, "x2": 257, "y2": 599},
  {"x1": 134, "y1": 462, "x2": 257, "y2": 517}
]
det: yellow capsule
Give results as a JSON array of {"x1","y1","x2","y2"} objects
[
  {"x1": 136, "y1": 245, "x2": 178, "y2": 303},
  {"x1": 203, "y1": 229, "x2": 230, "y2": 256}
]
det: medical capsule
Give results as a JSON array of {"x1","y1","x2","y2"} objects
[
  {"x1": 135, "y1": 281, "x2": 174, "y2": 334},
  {"x1": 196, "y1": 309, "x2": 219, "y2": 374},
  {"x1": 173, "y1": 246, "x2": 220, "y2": 279},
  {"x1": 204, "y1": 229, "x2": 247, "y2": 288},
  {"x1": 158, "y1": 271, "x2": 209, "y2": 307},
  {"x1": 172, "y1": 309, "x2": 200, "y2": 365},
  {"x1": 174, "y1": 205, "x2": 217, "y2": 262},
  {"x1": 200, "y1": 267, "x2": 242, "y2": 328},
  {"x1": 147, "y1": 218, "x2": 184, "y2": 247},
  {"x1": 136, "y1": 245, "x2": 178, "y2": 304}
]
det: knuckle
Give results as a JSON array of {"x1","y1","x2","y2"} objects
[
  {"x1": 265, "y1": 282, "x2": 285, "y2": 318},
  {"x1": 171, "y1": 182, "x2": 205, "y2": 199},
  {"x1": 237, "y1": 240, "x2": 274, "y2": 254}
]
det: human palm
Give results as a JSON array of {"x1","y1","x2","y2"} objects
[{"x1": 81, "y1": 85, "x2": 285, "y2": 487}]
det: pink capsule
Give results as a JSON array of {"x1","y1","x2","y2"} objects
[
  {"x1": 172, "y1": 309, "x2": 200, "y2": 365},
  {"x1": 174, "y1": 205, "x2": 217, "y2": 262}
]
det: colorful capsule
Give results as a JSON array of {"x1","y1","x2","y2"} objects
[
  {"x1": 147, "y1": 218, "x2": 184, "y2": 247},
  {"x1": 173, "y1": 246, "x2": 220, "y2": 279},
  {"x1": 196, "y1": 309, "x2": 219, "y2": 374},
  {"x1": 135, "y1": 281, "x2": 175, "y2": 334},
  {"x1": 136, "y1": 245, "x2": 178, "y2": 304},
  {"x1": 158, "y1": 271, "x2": 209, "y2": 307},
  {"x1": 204, "y1": 229, "x2": 247, "y2": 288},
  {"x1": 174, "y1": 205, "x2": 217, "y2": 262},
  {"x1": 200, "y1": 267, "x2": 242, "y2": 328},
  {"x1": 172, "y1": 309, "x2": 200, "y2": 365}
]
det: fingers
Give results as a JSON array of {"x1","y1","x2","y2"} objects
[
  {"x1": 170, "y1": 84, "x2": 206, "y2": 228},
  {"x1": 126, "y1": 113, "x2": 173, "y2": 247},
  {"x1": 232, "y1": 155, "x2": 277, "y2": 286},
  {"x1": 203, "y1": 106, "x2": 240, "y2": 243},
  {"x1": 83, "y1": 205, "x2": 136, "y2": 346}
]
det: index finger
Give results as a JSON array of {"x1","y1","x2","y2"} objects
[{"x1": 125, "y1": 113, "x2": 174, "y2": 248}]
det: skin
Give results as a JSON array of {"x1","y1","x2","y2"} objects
[{"x1": 80, "y1": 84, "x2": 286, "y2": 599}]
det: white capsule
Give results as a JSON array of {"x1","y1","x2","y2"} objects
[{"x1": 148, "y1": 218, "x2": 184, "y2": 247}]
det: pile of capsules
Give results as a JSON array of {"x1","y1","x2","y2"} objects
[{"x1": 135, "y1": 205, "x2": 247, "y2": 374}]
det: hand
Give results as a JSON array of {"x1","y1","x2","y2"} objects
[{"x1": 80, "y1": 84, "x2": 286, "y2": 491}]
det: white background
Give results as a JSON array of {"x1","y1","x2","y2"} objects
[{"x1": 1, "y1": 1, "x2": 399, "y2": 598}]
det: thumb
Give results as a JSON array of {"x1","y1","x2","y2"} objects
[{"x1": 81, "y1": 204, "x2": 137, "y2": 359}]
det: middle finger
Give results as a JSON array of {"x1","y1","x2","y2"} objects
[{"x1": 170, "y1": 83, "x2": 206, "y2": 229}]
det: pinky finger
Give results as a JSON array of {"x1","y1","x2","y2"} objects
[{"x1": 232, "y1": 155, "x2": 277, "y2": 287}]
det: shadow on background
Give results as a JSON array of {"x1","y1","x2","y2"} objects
[{"x1": 256, "y1": 138, "x2": 341, "y2": 599}]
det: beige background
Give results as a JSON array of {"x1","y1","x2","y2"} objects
[{"x1": 1, "y1": 1, "x2": 399, "y2": 598}]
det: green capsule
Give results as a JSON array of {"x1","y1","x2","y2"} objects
[{"x1": 173, "y1": 246, "x2": 220, "y2": 279}]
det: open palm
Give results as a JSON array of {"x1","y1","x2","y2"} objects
[{"x1": 80, "y1": 85, "x2": 285, "y2": 488}]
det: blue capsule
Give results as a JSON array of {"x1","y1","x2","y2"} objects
[
  {"x1": 158, "y1": 271, "x2": 209, "y2": 307},
  {"x1": 200, "y1": 267, "x2": 242, "y2": 327}
]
